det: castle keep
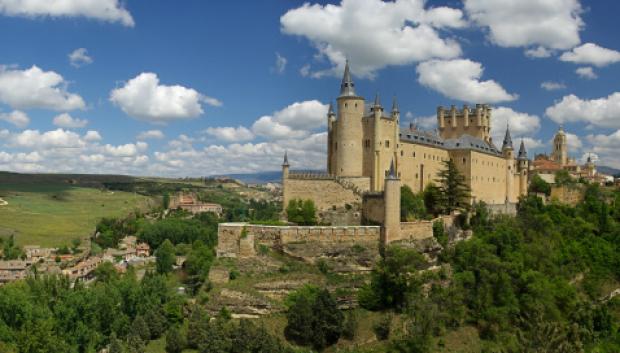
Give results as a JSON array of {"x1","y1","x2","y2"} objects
[{"x1": 283, "y1": 62, "x2": 529, "y2": 229}]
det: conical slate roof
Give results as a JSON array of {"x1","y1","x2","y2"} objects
[
  {"x1": 387, "y1": 159, "x2": 397, "y2": 180},
  {"x1": 339, "y1": 60, "x2": 356, "y2": 97},
  {"x1": 502, "y1": 125, "x2": 513, "y2": 150},
  {"x1": 518, "y1": 139, "x2": 528, "y2": 160},
  {"x1": 392, "y1": 96, "x2": 399, "y2": 113},
  {"x1": 282, "y1": 151, "x2": 289, "y2": 166}
]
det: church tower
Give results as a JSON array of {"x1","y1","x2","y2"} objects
[
  {"x1": 334, "y1": 61, "x2": 365, "y2": 177},
  {"x1": 502, "y1": 125, "x2": 515, "y2": 203},
  {"x1": 517, "y1": 139, "x2": 529, "y2": 197},
  {"x1": 552, "y1": 126, "x2": 568, "y2": 166}
]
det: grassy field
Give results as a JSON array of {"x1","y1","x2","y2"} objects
[{"x1": 0, "y1": 182, "x2": 153, "y2": 247}]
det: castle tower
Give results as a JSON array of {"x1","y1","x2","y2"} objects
[
  {"x1": 282, "y1": 152, "x2": 290, "y2": 209},
  {"x1": 517, "y1": 139, "x2": 529, "y2": 197},
  {"x1": 327, "y1": 102, "x2": 336, "y2": 174},
  {"x1": 552, "y1": 125, "x2": 568, "y2": 166},
  {"x1": 391, "y1": 96, "x2": 400, "y2": 174},
  {"x1": 334, "y1": 61, "x2": 365, "y2": 177},
  {"x1": 437, "y1": 104, "x2": 492, "y2": 141},
  {"x1": 502, "y1": 125, "x2": 514, "y2": 203},
  {"x1": 382, "y1": 160, "x2": 401, "y2": 246},
  {"x1": 372, "y1": 93, "x2": 384, "y2": 191}
]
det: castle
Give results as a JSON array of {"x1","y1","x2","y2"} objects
[{"x1": 282, "y1": 61, "x2": 529, "y2": 234}]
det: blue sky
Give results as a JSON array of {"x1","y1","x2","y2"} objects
[{"x1": 0, "y1": 0, "x2": 619, "y2": 176}]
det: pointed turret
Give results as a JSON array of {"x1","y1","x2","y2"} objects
[
  {"x1": 518, "y1": 139, "x2": 527, "y2": 160},
  {"x1": 371, "y1": 93, "x2": 383, "y2": 112},
  {"x1": 339, "y1": 60, "x2": 356, "y2": 97},
  {"x1": 328, "y1": 102, "x2": 335, "y2": 116},
  {"x1": 387, "y1": 159, "x2": 397, "y2": 180},
  {"x1": 502, "y1": 125, "x2": 513, "y2": 150},
  {"x1": 282, "y1": 151, "x2": 289, "y2": 167},
  {"x1": 391, "y1": 96, "x2": 399, "y2": 113}
]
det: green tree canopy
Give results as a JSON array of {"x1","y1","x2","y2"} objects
[
  {"x1": 436, "y1": 159, "x2": 471, "y2": 214},
  {"x1": 155, "y1": 239, "x2": 176, "y2": 274}
]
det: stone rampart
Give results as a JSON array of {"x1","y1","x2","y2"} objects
[
  {"x1": 362, "y1": 193, "x2": 384, "y2": 224},
  {"x1": 550, "y1": 185, "x2": 584, "y2": 206},
  {"x1": 216, "y1": 223, "x2": 381, "y2": 258},
  {"x1": 394, "y1": 221, "x2": 434, "y2": 242},
  {"x1": 284, "y1": 177, "x2": 363, "y2": 212}
]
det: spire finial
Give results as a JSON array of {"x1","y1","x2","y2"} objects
[
  {"x1": 282, "y1": 151, "x2": 289, "y2": 167},
  {"x1": 392, "y1": 95, "x2": 399, "y2": 113},
  {"x1": 518, "y1": 138, "x2": 527, "y2": 160},
  {"x1": 374, "y1": 92, "x2": 381, "y2": 107},
  {"x1": 339, "y1": 60, "x2": 356, "y2": 97},
  {"x1": 387, "y1": 159, "x2": 397, "y2": 179},
  {"x1": 328, "y1": 102, "x2": 334, "y2": 116},
  {"x1": 502, "y1": 124, "x2": 513, "y2": 150}
]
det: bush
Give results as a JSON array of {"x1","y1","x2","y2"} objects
[
  {"x1": 373, "y1": 314, "x2": 392, "y2": 340},
  {"x1": 342, "y1": 311, "x2": 359, "y2": 340}
]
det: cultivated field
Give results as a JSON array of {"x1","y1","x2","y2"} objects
[{"x1": 0, "y1": 181, "x2": 153, "y2": 247}]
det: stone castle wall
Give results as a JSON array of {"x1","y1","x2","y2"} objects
[
  {"x1": 550, "y1": 184, "x2": 585, "y2": 206},
  {"x1": 284, "y1": 175, "x2": 364, "y2": 212},
  {"x1": 362, "y1": 193, "x2": 385, "y2": 224},
  {"x1": 216, "y1": 223, "x2": 381, "y2": 258}
]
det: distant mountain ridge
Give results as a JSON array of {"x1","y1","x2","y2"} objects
[
  {"x1": 214, "y1": 170, "x2": 324, "y2": 184},
  {"x1": 597, "y1": 165, "x2": 620, "y2": 177}
]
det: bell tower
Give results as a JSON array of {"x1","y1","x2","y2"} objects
[{"x1": 552, "y1": 125, "x2": 568, "y2": 166}]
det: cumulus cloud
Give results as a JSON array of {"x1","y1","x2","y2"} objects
[
  {"x1": 0, "y1": 65, "x2": 85, "y2": 111},
  {"x1": 566, "y1": 132, "x2": 583, "y2": 151},
  {"x1": 103, "y1": 143, "x2": 143, "y2": 157},
  {"x1": 585, "y1": 131, "x2": 620, "y2": 167},
  {"x1": 560, "y1": 43, "x2": 620, "y2": 67},
  {"x1": 83, "y1": 130, "x2": 101, "y2": 142},
  {"x1": 8, "y1": 128, "x2": 85, "y2": 149},
  {"x1": 251, "y1": 100, "x2": 328, "y2": 139},
  {"x1": 541, "y1": 81, "x2": 566, "y2": 91},
  {"x1": 137, "y1": 130, "x2": 165, "y2": 140},
  {"x1": 464, "y1": 0, "x2": 583, "y2": 51},
  {"x1": 0, "y1": 0, "x2": 134, "y2": 26},
  {"x1": 68, "y1": 48, "x2": 93, "y2": 68},
  {"x1": 205, "y1": 126, "x2": 254, "y2": 142},
  {"x1": 545, "y1": 93, "x2": 620, "y2": 128},
  {"x1": 575, "y1": 67, "x2": 597, "y2": 79},
  {"x1": 280, "y1": 0, "x2": 463, "y2": 78},
  {"x1": 110, "y1": 72, "x2": 219, "y2": 123},
  {"x1": 0, "y1": 110, "x2": 29, "y2": 128},
  {"x1": 490, "y1": 107, "x2": 541, "y2": 143},
  {"x1": 53, "y1": 113, "x2": 88, "y2": 128},
  {"x1": 525, "y1": 46, "x2": 553, "y2": 58},
  {"x1": 272, "y1": 52, "x2": 287, "y2": 74},
  {"x1": 417, "y1": 59, "x2": 517, "y2": 103}
]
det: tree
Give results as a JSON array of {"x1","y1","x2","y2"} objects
[
  {"x1": 130, "y1": 315, "x2": 151, "y2": 342},
  {"x1": 555, "y1": 169, "x2": 573, "y2": 186},
  {"x1": 529, "y1": 174, "x2": 551, "y2": 196},
  {"x1": 286, "y1": 199, "x2": 317, "y2": 225},
  {"x1": 285, "y1": 288, "x2": 344, "y2": 350},
  {"x1": 108, "y1": 333, "x2": 123, "y2": 353},
  {"x1": 401, "y1": 185, "x2": 427, "y2": 221},
  {"x1": 423, "y1": 183, "x2": 442, "y2": 217},
  {"x1": 163, "y1": 193, "x2": 170, "y2": 210},
  {"x1": 155, "y1": 239, "x2": 176, "y2": 274},
  {"x1": 436, "y1": 160, "x2": 471, "y2": 214},
  {"x1": 165, "y1": 326, "x2": 186, "y2": 353},
  {"x1": 187, "y1": 306, "x2": 210, "y2": 349}
]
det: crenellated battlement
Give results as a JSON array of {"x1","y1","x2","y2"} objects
[{"x1": 437, "y1": 103, "x2": 492, "y2": 142}]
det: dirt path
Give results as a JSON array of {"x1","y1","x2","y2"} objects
[{"x1": 0, "y1": 198, "x2": 7, "y2": 206}]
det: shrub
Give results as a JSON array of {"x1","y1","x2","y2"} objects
[{"x1": 373, "y1": 314, "x2": 392, "y2": 341}]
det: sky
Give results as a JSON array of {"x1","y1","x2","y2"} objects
[{"x1": 0, "y1": 0, "x2": 620, "y2": 176}]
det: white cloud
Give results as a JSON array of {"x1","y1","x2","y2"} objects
[
  {"x1": 541, "y1": 81, "x2": 566, "y2": 91},
  {"x1": 566, "y1": 132, "x2": 582, "y2": 151},
  {"x1": 205, "y1": 126, "x2": 254, "y2": 142},
  {"x1": 0, "y1": 0, "x2": 134, "y2": 26},
  {"x1": 273, "y1": 52, "x2": 287, "y2": 74},
  {"x1": 137, "y1": 130, "x2": 165, "y2": 140},
  {"x1": 9, "y1": 128, "x2": 85, "y2": 149},
  {"x1": 545, "y1": 93, "x2": 620, "y2": 128},
  {"x1": 68, "y1": 48, "x2": 93, "y2": 68},
  {"x1": 490, "y1": 107, "x2": 541, "y2": 143},
  {"x1": 251, "y1": 100, "x2": 329, "y2": 139},
  {"x1": 575, "y1": 67, "x2": 597, "y2": 79},
  {"x1": 521, "y1": 137, "x2": 545, "y2": 150},
  {"x1": 53, "y1": 113, "x2": 88, "y2": 128},
  {"x1": 280, "y1": 0, "x2": 463, "y2": 78},
  {"x1": 83, "y1": 130, "x2": 101, "y2": 142},
  {"x1": 417, "y1": 59, "x2": 518, "y2": 103},
  {"x1": 0, "y1": 65, "x2": 85, "y2": 111},
  {"x1": 525, "y1": 46, "x2": 553, "y2": 58},
  {"x1": 0, "y1": 110, "x2": 29, "y2": 128},
  {"x1": 585, "y1": 131, "x2": 620, "y2": 168},
  {"x1": 110, "y1": 72, "x2": 219, "y2": 123},
  {"x1": 464, "y1": 0, "x2": 583, "y2": 51},
  {"x1": 560, "y1": 43, "x2": 620, "y2": 67},
  {"x1": 103, "y1": 143, "x2": 141, "y2": 157}
]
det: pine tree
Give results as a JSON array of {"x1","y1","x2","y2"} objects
[
  {"x1": 436, "y1": 160, "x2": 471, "y2": 213},
  {"x1": 165, "y1": 326, "x2": 186, "y2": 353},
  {"x1": 130, "y1": 315, "x2": 151, "y2": 342},
  {"x1": 155, "y1": 239, "x2": 176, "y2": 274}
]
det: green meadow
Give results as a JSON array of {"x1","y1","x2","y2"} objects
[{"x1": 0, "y1": 182, "x2": 153, "y2": 247}]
